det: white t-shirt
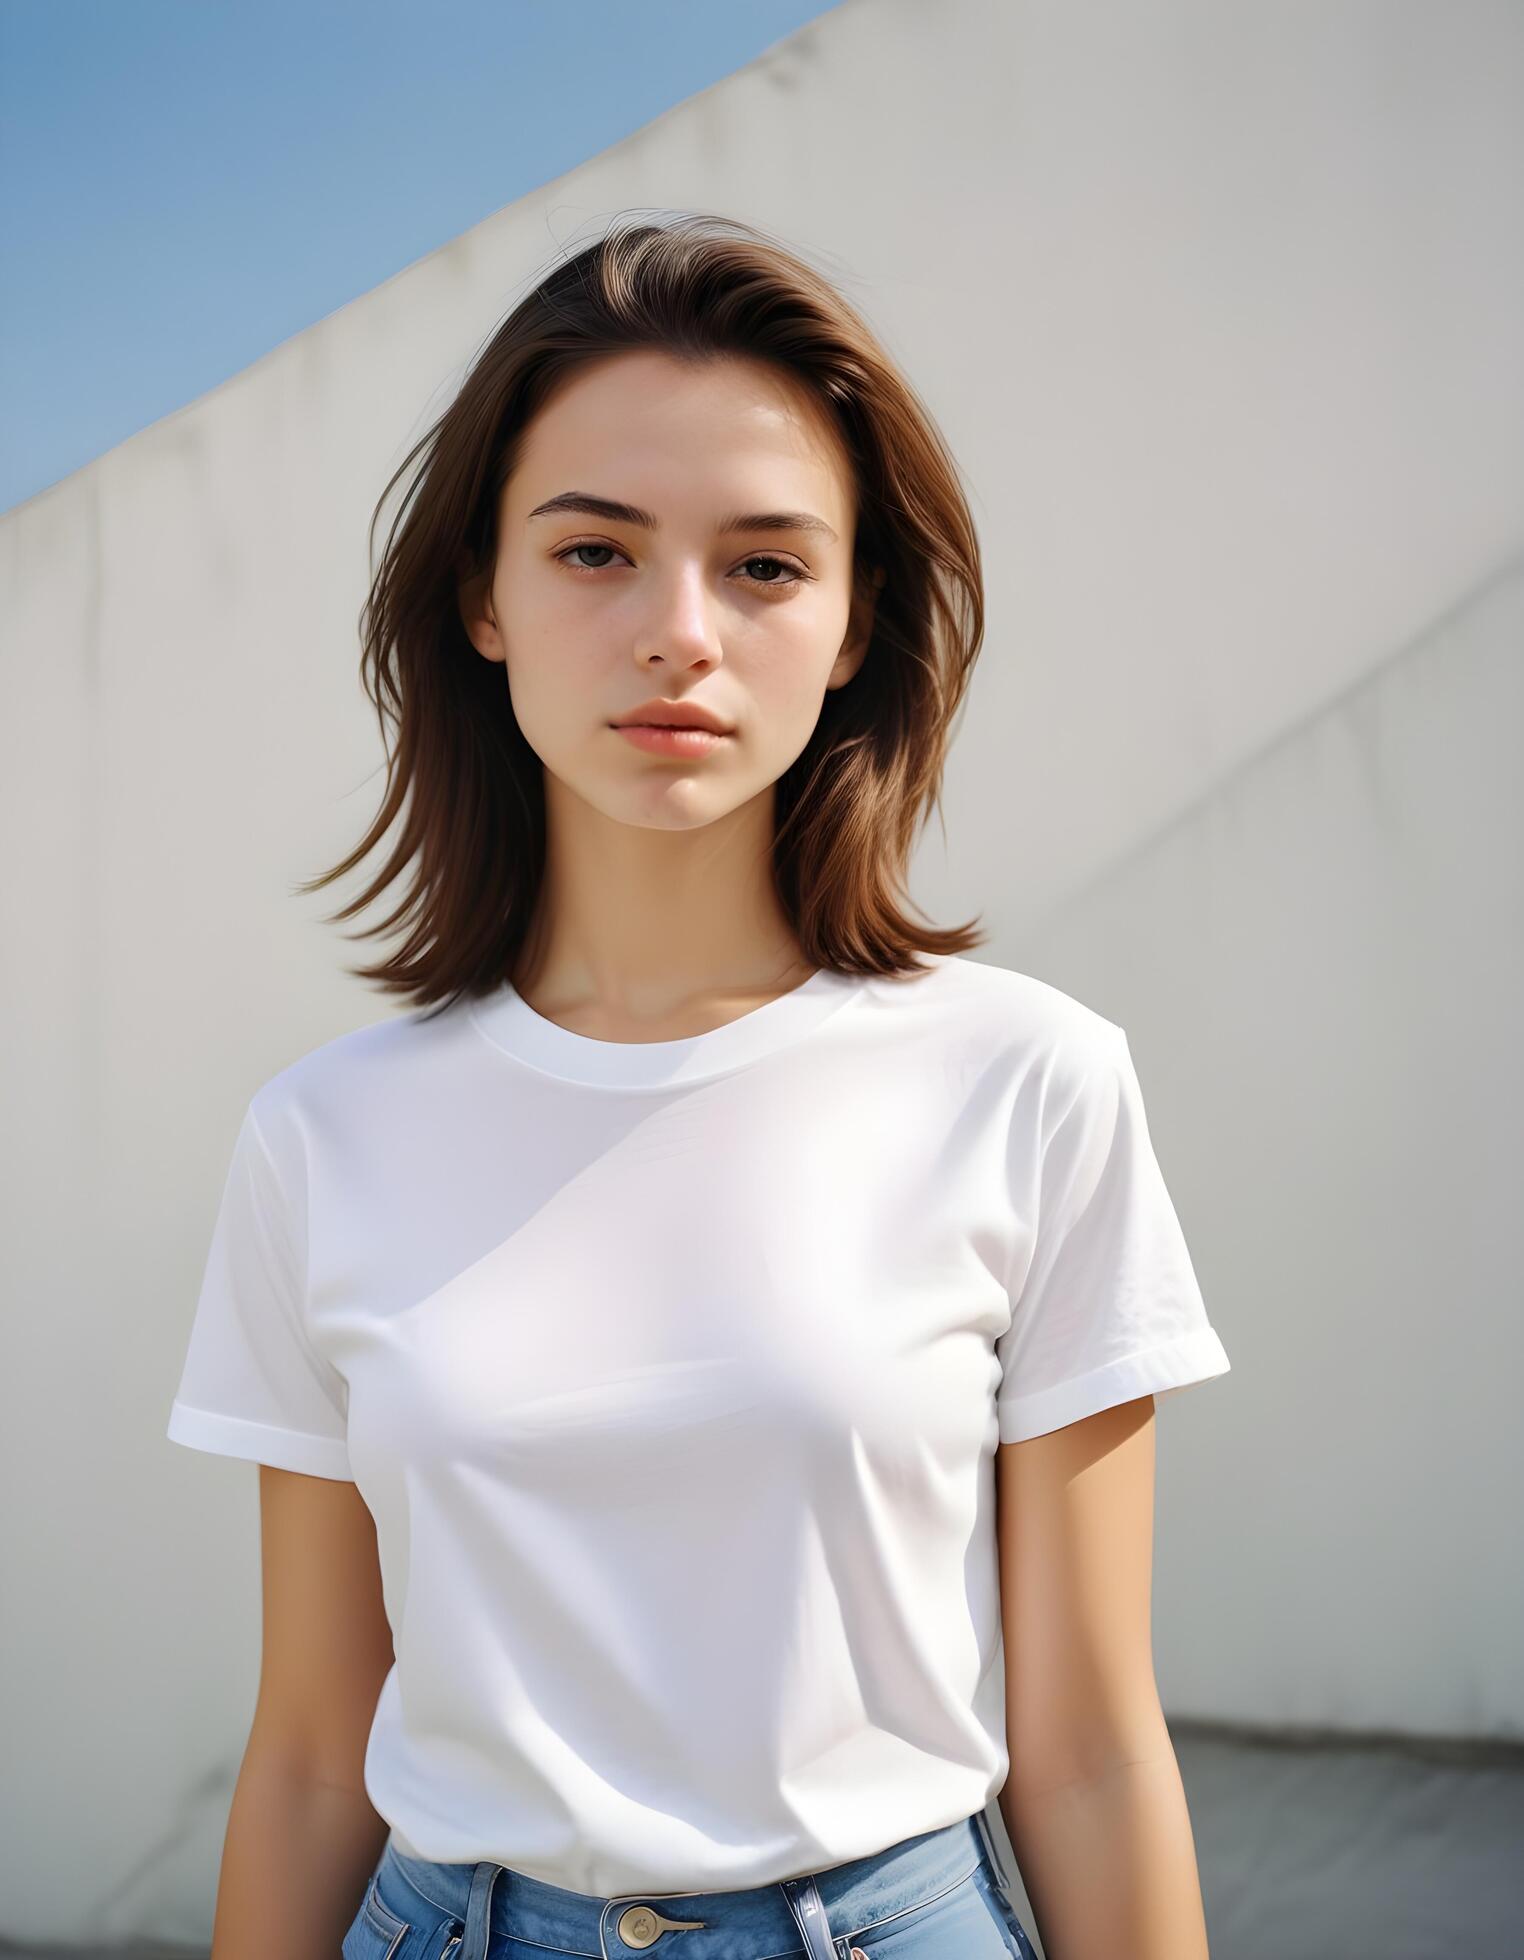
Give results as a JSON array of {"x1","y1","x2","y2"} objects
[{"x1": 167, "y1": 952, "x2": 1230, "y2": 1896}]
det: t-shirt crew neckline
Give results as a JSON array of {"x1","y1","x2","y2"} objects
[{"x1": 467, "y1": 963, "x2": 868, "y2": 1089}]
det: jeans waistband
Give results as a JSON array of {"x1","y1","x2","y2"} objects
[{"x1": 381, "y1": 1807, "x2": 1010, "y2": 1960}]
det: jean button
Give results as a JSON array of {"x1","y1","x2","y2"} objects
[{"x1": 618, "y1": 1904, "x2": 662, "y2": 1947}]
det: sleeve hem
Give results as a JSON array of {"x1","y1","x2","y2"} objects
[
  {"x1": 996, "y1": 1327, "x2": 1231, "y2": 1445},
  {"x1": 166, "y1": 1399, "x2": 354, "y2": 1481}
]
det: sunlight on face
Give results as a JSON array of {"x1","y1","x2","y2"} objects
[{"x1": 480, "y1": 348, "x2": 870, "y2": 833}]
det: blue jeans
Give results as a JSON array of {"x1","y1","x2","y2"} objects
[{"x1": 341, "y1": 1807, "x2": 1039, "y2": 1959}]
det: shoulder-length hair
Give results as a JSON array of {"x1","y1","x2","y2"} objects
[{"x1": 298, "y1": 211, "x2": 990, "y2": 1014}]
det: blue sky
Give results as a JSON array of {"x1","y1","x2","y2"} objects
[{"x1": 1, "y1": 0, "x2": 838, "y2": 515}]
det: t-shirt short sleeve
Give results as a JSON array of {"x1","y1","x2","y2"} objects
[
  {"x1": 166, "y1": 1099, "x2": 353, "y2": 1480},
  {"x1": 995, "y1": 1021, "x2": 1231, "y2": 1444}
]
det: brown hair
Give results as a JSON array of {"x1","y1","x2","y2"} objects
[{"x1": 298, "y1": 211, "x2": 989, "y2": 1015}]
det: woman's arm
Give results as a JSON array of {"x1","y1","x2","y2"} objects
[
  {"x1": 994, "y1": 1396, "x2": 1213, "y2": 1960},
  {"x1": 205, "y1": 1466, "x2": 395, "y2": 1958}
]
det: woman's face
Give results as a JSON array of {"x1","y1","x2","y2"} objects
[{"x1": 461, "y1": 348, "x2": 878, "y2": 834}]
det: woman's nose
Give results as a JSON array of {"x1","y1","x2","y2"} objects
[{"x1": 634, "y1": 565, "x2": 723, "y2": 665}]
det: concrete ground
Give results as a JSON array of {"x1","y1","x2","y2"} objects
[{"x1": 5, "y1": 1720, "x2": 1523, "y2": 1959}]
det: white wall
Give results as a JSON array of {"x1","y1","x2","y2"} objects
[{"x1": 2, "y1": 0, "x2": 1519, "y2": 1939}]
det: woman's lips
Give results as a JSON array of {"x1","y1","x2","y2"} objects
[{"x1": 613, "y1": 723, "x2": 731, "y2": 756}]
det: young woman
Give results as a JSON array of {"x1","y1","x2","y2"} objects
[{"x1": 168, "y1": 213, "x2": 1231, "y2": 1960}]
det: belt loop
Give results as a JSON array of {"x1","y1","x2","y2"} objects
[
  {"x1": 779, "y1": 1873, "x2": 840, "y2": 1960},
  {"x1": 972, "y1": 1802, "x2": 1012, "y2": 1891},
  {"x1": 462, "y1": 1860, "x2": 505, "y2": 1960}
]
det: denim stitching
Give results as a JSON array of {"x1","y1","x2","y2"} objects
[
  {"x1": 839, "y1": 1857, "x2": 980, "y2": 1944},
  {"x1": 360, "y1": 1874, "x2": 410, "y2": 1959}
]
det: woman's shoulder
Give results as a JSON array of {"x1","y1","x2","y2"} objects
[
  {"x1": 245, "y1": 996, "x2": 473, "y2": 1151},
  {"x1": 895, "y1": 952, "x2": 1124, "y2": 1066}
]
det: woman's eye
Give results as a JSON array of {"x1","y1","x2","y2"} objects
[
  {"x1": 737, "y1": 555, "x2": 806, "y2": 587},
  {"x1": 557, "y1": 543, "x2": 626, "y2": 572},
  {"x1": 553, "y1": 543, "x2": 807, "y2": 588}
]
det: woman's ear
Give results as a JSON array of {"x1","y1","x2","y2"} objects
[
  {"x1": 457, "y1": 561, "x2": 505, "y2": 664},
  {"x1": 830, "y1": 561, "x2": 884, "y2": 688}
]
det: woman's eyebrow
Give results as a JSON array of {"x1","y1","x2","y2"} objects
[{"x1": 526, "y1": 490, "x2": 838, "y2": 543}]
